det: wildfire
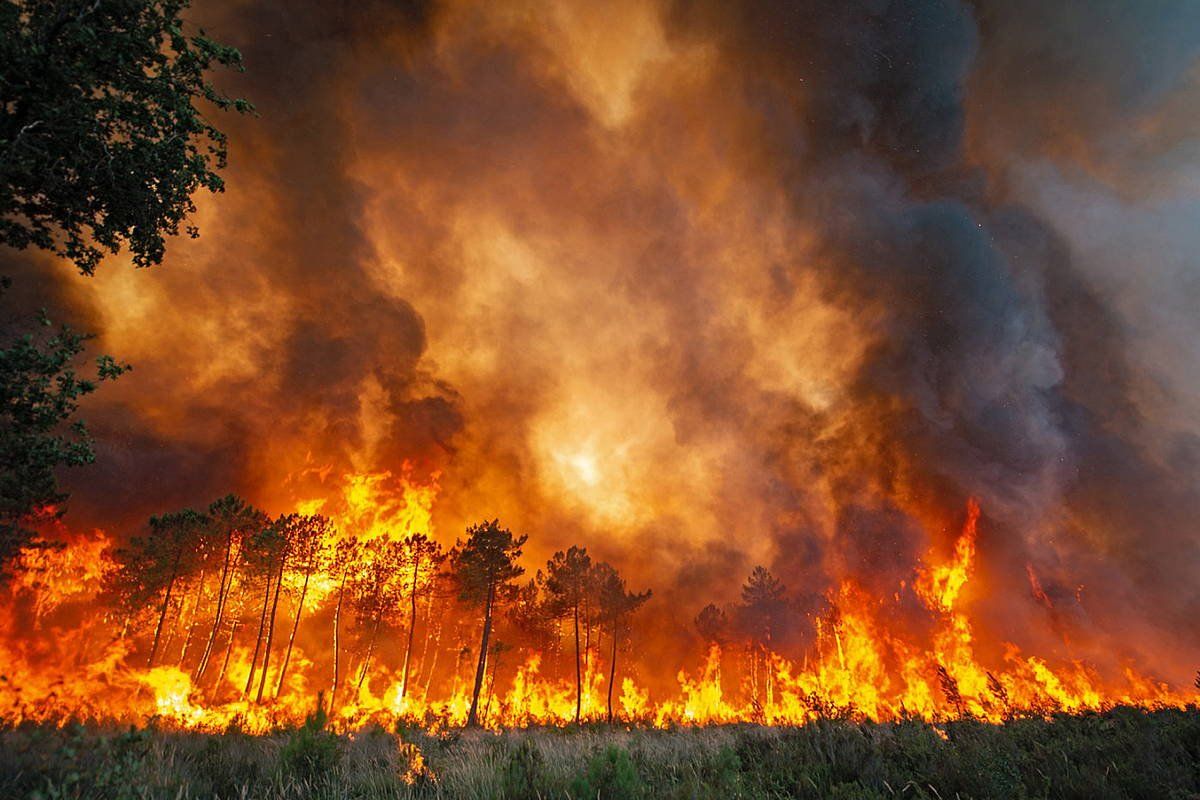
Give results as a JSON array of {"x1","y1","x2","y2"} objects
[
  {"x1": 916, "y1": 498, "x2": 980, "y2": 613},
  {"x1": 0, "y1": 484, "x2": 1191, "y2": 734},
  {"x1": 302, "y1": 466, "x2": 438, "y2": 544}
]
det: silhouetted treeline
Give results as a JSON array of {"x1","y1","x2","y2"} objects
[{"x1": 102, "y1": 496, "x2": 653, "y2": 726}]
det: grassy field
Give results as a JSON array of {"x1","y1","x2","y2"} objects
[{"x1": 2, "y1": 706, "x2": 1199, "y2": 799}]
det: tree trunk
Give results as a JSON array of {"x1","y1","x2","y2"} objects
[
  {"x1": 421, "y1": 603, "x2": 446, "y2": 698},
  {"x1": 749, "y1": 643, "x2": 760, "y2": 709},
  {"x1": 160, "y1": 615, "x2": 178, "y2": 666},
  {"x1": 573, "y1": 600, "x2": 582, "y2": 723},
  {"x1": 583, "y1": 596, "x2": 592, "y2": 674},
  {"x1": 161, "y1": 586, "x2": 188, "y2": 665},
  {"x1": 450, "y1": 628, "x2": 467, "y2": 698},
  {"x1": 243, "y1": 571, "x2": 273, "y2": 696},
  {"x1": 466, "y1": 581, "x2": 495, "y2": 727},
  {"x1": 356, "y1": 611, "x2": 383, "y2": 693},
  {"x1": 330, "y1": 572, "x2": 347, "y2": 708},
  {"x1": 482, "y1": 647, "x2": 501, "y2": 726},
  {"x1": 607, "y1": 616, "x2": 619, "y2": 724},
  {"x1": 765, "y1": 641, "x2": 774, "y2": 710},
  {"x1": 256, "y1": 558, "x2": 286, "y2": 703},
  {"x1": 414, "y1": 586, "x2": 436, "y2": 692},
  {"x1": 147, "y1": 554, "x2": 181, "y2": 669},
  {"x1": 215, "y1": 620, "x2": 240, "y2": 693},
  {"x1": 195, "y1": 533, "x2": 236, "y2": 681},
  {"x1": 399, "y1": 554, "x2": 420, "y2": 702},
  {"x1": 275, "y1": 567, "x2": 311, "y2": 698},
  {"x1": 178, "y1": 569, "x2": 205, "y2": 667}
]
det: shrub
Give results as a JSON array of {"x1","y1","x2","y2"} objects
[
  {"x1": 570, "y1": 745, "x2": 645, "y2": 799},
  {"x1": 502, "y1": 738, "x2": 546, "y2": 798},
  {"x1": 32, "y1": 726, "x2": 152, "y2": 800},
  {"x1": 664, "y1": 743, "x2": 744, "y2": 800},
  {"x1": 280, "y1": 703, "x2": 340, "y2": 782}
]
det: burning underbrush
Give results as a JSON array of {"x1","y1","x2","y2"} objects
[{"x1": 0, "y1": 470, "x2": 1191, "y2": 736}]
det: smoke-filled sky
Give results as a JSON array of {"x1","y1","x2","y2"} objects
[{"x1": 8, "y1": 0, "x2": 1200, "y2": 680}]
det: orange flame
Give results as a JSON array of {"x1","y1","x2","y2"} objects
[{"x1": 0, "y1": 491, "x2": 1190, "y2": 732}]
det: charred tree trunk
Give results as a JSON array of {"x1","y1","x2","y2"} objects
[
  {"x1": 482, "y1": 647, "x2": 502, "y2": 726},
  {"x1": 414, "y1": 586, "x2": 436, "y2": 692},
  {"x1": 243, "y1": 571, "x2": 273, "y2": 697},
  {"x1": 399, "y1": 554, "x2": 420, "y2": 702},
  {"x1": 450, "y1": 629, "x2": 467, "y2": 698},
  {"x1": 147, "y1": 552, "x2": 182, "y2": 668},
  {"x1": 161, "y1": 583, "x2": 190, "y2": 665},
  {"x1": 215, "y1": 620, "x2": 240, "y2": 693},
  {"x1": 275, "y1": 566, "x2": 311, "y2": 698},
  {"x1": 421, "y1": 602, "x2": 446, "y2": 698},
  {"x1": 256, "y1": 557, "x2": 286, "y2": 703},
  {"x1": 749, "y1": 643, "x2": 760, "y2": 711},
  {"x1": 607, "y1": 615, "x2": 619, "y2": 724},
  {"x1": 160, "y1": 613, "x2": 178, "y2": 666},
  {"x1": 466, "y1": 581, "x2": 495, "y2": 727},
  {"x1": 765, "y1": 648, "x2": 774, "y2": 709},
  {"x1": 330, "y1": 571, "x2": 347, "y2": 708},
  {"x1": 356, "y1": 611, "x2": 383, "y2": 693},
  {"x1": 178, "y1": 569, "x2": 205, "y2": 667},
  {"x1": 195, "y1": 534, "x2": 236, "y2": 681},
  {"x1": 583, "y1": 596, "x2": 592, "y2": 675},
  {"x1": 573, "y1": 600, "x2": 582, "y2": 723}
]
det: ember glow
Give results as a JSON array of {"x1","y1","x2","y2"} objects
[
  {"x1": 0, "y1": 482, "x2": 1190, "y2": 731},
  {"x1": 4, "y1": 0, "x2": 1200, "y2": 732}
]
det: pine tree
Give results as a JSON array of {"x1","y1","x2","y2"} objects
[
  {"x1": 397, "y1": 533, "x2": 443, "y2": 704},
  {"x1": 105, "y1": 508, "x2": 208, "y2": 668},
  {"x1": 275, "y1": 515, "x2": 332, "y2": 698},
  {"x1": 451, "y1": 519, "x2": 526, "y2": 727},
  {"x1": 695, "y1": 603, "x2": 730, "y2": 648},
  {"x1": 594, "y1": 562, "x2": 651, "y2": 723},
  {"x1": 349, "y1": 537, "x2": 405, "y2": 694},
  {"x1": 739, "y1": 566, "x2": 787, "y2": 707},
  {"x1": 543, "y1": 545, "x2": 593, "y2": 723},
  {"x1": 194, "y1": 496, "x2": 268, "y2": 684}
]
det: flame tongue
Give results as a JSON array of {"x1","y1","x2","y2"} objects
[
  {"x1": 0, "y1": 489, "x2": 1187, "y2": 732},
  {"x1": 917, "y1": 498, "x2": 980, "y2": 613}
]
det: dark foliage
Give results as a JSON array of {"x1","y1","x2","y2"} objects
[
  {"x1": 0, "y1": 294, "x2": 128, "y2": 574},
  {"x1": 0, "y1": 0, "x2": 252, "y2": 273}
]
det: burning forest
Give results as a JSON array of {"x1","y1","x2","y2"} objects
[
  {"x1": 0, "y1": 475, "x2": 1192, "y2": 733},
  {"x1": 2, "y1": 0, "x2": 1200, "y2": 794}
]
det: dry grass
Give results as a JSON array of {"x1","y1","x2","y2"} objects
[{"x1": 2, "y1": 706, "x2": 1199, "y2": 799}]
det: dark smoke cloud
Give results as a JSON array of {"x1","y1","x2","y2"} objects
[
  {"x1": 664, "y1": 0, "x2": 1200, "y2": 670},
  {"x1": 668, "y1": 0, "x2": 1065, "y2": 534},
  {"x1": 965, "y1": 0, "x2": 1200, "y2": 668}
]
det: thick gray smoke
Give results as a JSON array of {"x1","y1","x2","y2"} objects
[{"x1": 663, "y1": 0, "x2": 1200, "y2": 671}]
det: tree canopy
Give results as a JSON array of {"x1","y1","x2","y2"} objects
[
  {"x1": 740, "y1": 565, "x2": 788, "y2": 647},
  {"x1": 0, "y1": 0, "x2": 252, "y2": 274},
  {"x1": 453, "y1": 519, "x2": 527, "y2": 608}
]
